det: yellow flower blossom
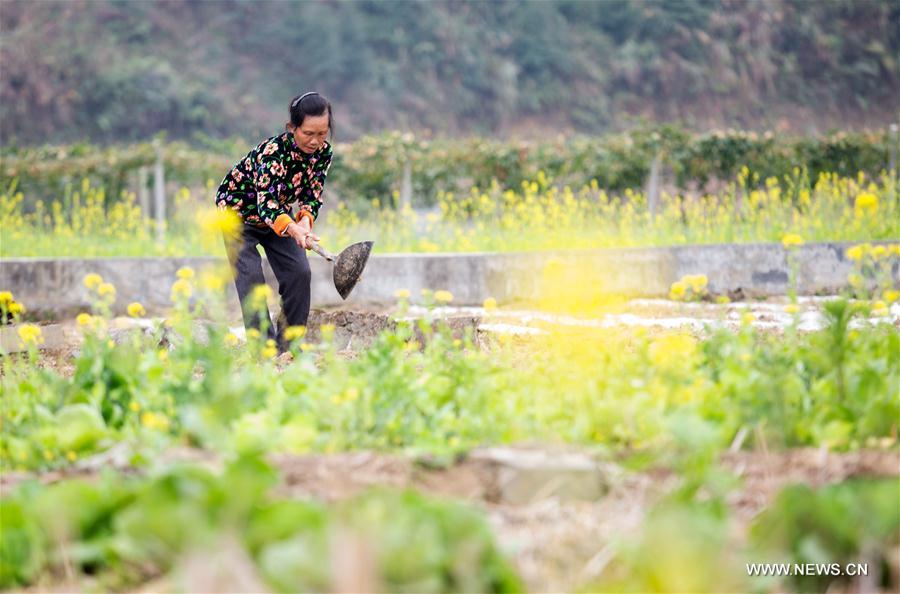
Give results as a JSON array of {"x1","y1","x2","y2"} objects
[
  {"x1": 784, "y1": 304, "x2": 800, "y2": 314},
  {"x1": 320, "y1": 323, "x2": 336, "y2": 341},
  {"x1": 176, "y1": 266, "x2": 195, "y2": 280},
  {"x1": 434, "y1": 290, "x2": 454, "y2": 303},
  {"x1": 199, "y1": 271, "x2": 226, "y2": 292},
  {"x1": 126, "y1": 302, "x2": 146, "y2": 318},
  {"x1": 871, "y1": 300, "x2": 889, "y2": 316},
  {"x1": 247, "y1": 328, "x2": 261, "y2": 341},
  {"x1": 141, "y1": 411, "x2": 170, "y2": 431},
  {"x1": 669, "y1": 280, "x2": 687, "y2": 301},
  {"x1": 846, "y1": 244, "x2": 868, "y2": 261},
  {"x1": 715, "y1": 295, "x2": 731, "y2": 304},
  {"x1": 854, "y1": 192, "x2": 878, "y2": 216},
  {"x1": 394, "y1": 288, "x2": 411, "y2": 299},
  {"x1": 129, "y1": 401, "x2": 141, "y2": 412},
  {"x1": 483, "y1": 297, "x2": 498, "y2": 310},
  {"x1": 684, "y1": 274, "x2": 708, "y2": 293},
  {"x1": 97, "y1": 282, "x2": 116, "y2": 298},
  {"x1": 76, "y1": 312, "x2": 93, "y2": 326},
  {"x1": 781, "y1": 233, "x2": 804, "y2": 248},
  {"x1": 0, "y1": 291, "x2": 12, "y2": 304},
  {"x1": 225, "y1": 332, "x2": 240, "y2": 346},
  {"x1": 66, "y1": 451, "x2": 77, "y2": 462},
  {"x1": 262, "y1": 339, "x2": 278, "y2": 358},
  {"x1": 170, "y1": 279, "x2": 192, "y2": 300},
  {"x1": 883, "y1": 289, "x2": 900, "y2": 304},
  {"x1": 284, "y1": 325, "x2": 307, "y2": 341},
  {"x1": 157, "y1": 349, "x2": 169, "y2": 361},
  {"x1": 17, "y1": 324, "x2": 43, "y2": 347},
  {"x1": 83, "y1": 273, "x2": 103, "y2": 290},
  {"x1": 871, "y1": 245, "x2": 887, "y2": 260},
  {"x1": 249, "y1": 284, "x2": 272, "y2": 309},
  {"x1": 7, "y1": 301, "x2": 24, "y2": 315},
  {"x1": 197, "y1": 207, "x2": 241, "y2": 240}
]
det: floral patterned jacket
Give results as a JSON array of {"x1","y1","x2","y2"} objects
[{"x1": 215, "y1": 132, "x2": 333, "y2": 236}]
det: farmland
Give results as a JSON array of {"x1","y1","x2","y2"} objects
[
  {"x1": 2, "y1": 235, "x2": 899, "y2": 591},
  {"x1": 2, "y1": 128, "x2": 900, "y2": 593}
]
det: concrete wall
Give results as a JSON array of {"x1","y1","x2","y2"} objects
[{"x1": 1, "y1": 242, "x2": 896, "y2": 315}]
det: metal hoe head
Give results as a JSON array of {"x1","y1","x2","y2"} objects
[{"x1": 332, "y1": 240, "x2": 374, "y2": 299}]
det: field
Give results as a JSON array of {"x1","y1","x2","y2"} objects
[
  {"x1": 1, "y1": 154, "x2": 900, "y2": 593},
  {"x1": 2, "y1": 248, "x2": 899, "y2": 592}
]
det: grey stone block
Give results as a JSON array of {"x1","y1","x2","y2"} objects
[{"x1": 468, "y1": 447, "x2": 612, "y2": 504}]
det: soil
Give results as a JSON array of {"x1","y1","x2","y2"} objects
[{"x1": 5, "y1": 446, "x2": 897, "y2": 593}]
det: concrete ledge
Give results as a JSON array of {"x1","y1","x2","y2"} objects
[{"x1": 1, "y1": 242, "x2": 896, "y2": 315}]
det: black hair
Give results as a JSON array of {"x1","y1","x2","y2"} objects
[{"x1": 287, "y1": 92, "x2": 334, "y2": 139}]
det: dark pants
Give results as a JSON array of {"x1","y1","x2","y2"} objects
[{"x1": 224, "y1": 224, "x2": 311, "y2": 350}]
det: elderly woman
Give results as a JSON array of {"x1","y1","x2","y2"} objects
[{"x1": 215, "y1": 92, "x2": 333, "y2": 350}]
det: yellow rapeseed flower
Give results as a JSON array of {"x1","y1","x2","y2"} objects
[
  {"x1": 854, "y1": 192, "x2": 878, "y2": 216},
  {"x1": 76, "y1": 312, "x2": 93, "y2": 326},
  {"x1": 249, "y1": 284, "x2": 272, "y2": 309},
  {"x1": 7, "y1": 301, "x2": 24, "y2": 315},
  {"x1": 434, "y1": 290, "x2": 454, "y2": 303},
  {"x1": 170, "y1": 279, "x2": 192, "y2": 301},
  {"x1": 66, "y1": 451, "x2": 77, "y2": 462},
  {"x1": 871, "y1": 245, "x2": 887, "y2": 260},
  {"x1": 83, "y1": 273, "x2": 103, "y2": 290},
  {"x1": 846, "y1": 244, "x2": 868, "y2": 261},
  {"x1": 97, "y1": 282, "x2": 116, "y2": 298},
  {"x1": 684, "y1": 274, "x2": 708, "y2": 293},
  {"x1": 320, "y1": 323, "x2": 336, "y2": 341},
  {"x1": 781, "y1": 233, "x2": 804, "y2": 249},
  {"x1": 394, "y1": 288, "x2": 411, "y2": 299},
  {"x1": 669, "y1": 280, "x2": 687, "y2": 301},
  {"x1": 126, "y1": 302, "x2": 146, "y2": 318},
  {"x1": 284, "y1": 325, "x2": 307, "y2": 341},
  {"x1": 483, "y1": 297, "x2": 498, "y2": 311},
  {"x1": 141, "y1": 411, "x2": 170, "y2": 431},
  {"x1": 225, "y1": 332, "x2": 240, "y2": 346},
  {"x1": 176, "y1": 266, "x2": 195, "y2": 280},
  {"x1": 262, "y1": 339, "x2": 278, "y2": 358},
  {"x1": 883, "y1": 289, "x2": 900, "y2": 304},
  {"x1": 715, "y1": 295, "x2": 731, "y2": 304},
  {"x1": 872, "y1": 300, "x2": 889, "y2": 316},
  {"x1": 197, "y1": 207, "x2": 241, "y2": 240},
  {"x1": 784, "y1": 304, "x2": 800, "y2": 314},
  {"x1": 17, "y1": 324, "x2": 43, "y2": 347},
  {"x1": 0, "y1": 291, "x2": 12, "y2": 304},
  {"x1": 247, "y1": 328, "x2": 261, "y2": 340},
  {"x1": 199, "y1": 271, "x2": 226, "y2": 292}
]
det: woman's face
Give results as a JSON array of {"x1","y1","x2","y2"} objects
[{"x1": 292, "y1": 113, "x2": 330, "y2": 154}]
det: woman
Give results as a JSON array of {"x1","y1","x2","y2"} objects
[{"x1": 215, "y1": 92, "x2": 334, "y2": 351}]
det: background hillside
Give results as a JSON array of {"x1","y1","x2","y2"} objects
[{"x1": 1, "y1": 0, "x2": 898, "y2": 145}]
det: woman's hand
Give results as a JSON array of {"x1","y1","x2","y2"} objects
[{"x1": 286, "y1": 221, "x2": 319, "y2": 250}]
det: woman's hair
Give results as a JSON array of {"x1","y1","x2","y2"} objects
[{"x1": 288, "y1": 92, "x2": 334, "y2": 138}]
